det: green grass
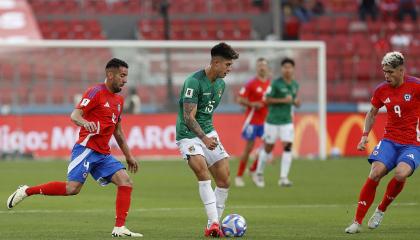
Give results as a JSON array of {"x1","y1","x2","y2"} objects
[{"x1": 0, "y1": 157, "x2": 419, "y2": 239}]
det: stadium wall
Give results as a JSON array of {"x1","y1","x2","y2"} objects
[{"x1": 0, "y1": 113, "x2": 385, "y2": 159}]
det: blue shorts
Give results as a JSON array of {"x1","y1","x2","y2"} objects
[
  {"x1": 67, "y1": 144, "x2": 125, "y2": 186},
  {"x1": 241, "y1": 124, "x2": 264, "y2": 141},
  {"x1": 368, "y1": 139, "x2": 420, "y2": 172}
]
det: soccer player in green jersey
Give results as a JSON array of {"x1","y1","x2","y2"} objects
[
  {"x1": 252, "y1": 58, "x2": 300, "y2": 188},
  {"x1": 175, "y1": 42, "x2": 239, "y2": 237}
]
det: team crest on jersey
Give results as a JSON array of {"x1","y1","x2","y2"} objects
[
  {"x1": 188, "y1": 145, "x2": 195, "y2": 153},
  {"x1": 404, "y1": 94, "x2": 411, "y2": 101}
]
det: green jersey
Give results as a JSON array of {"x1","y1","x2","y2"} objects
[
  {"x1": 176, "y1": 70, "x2": 225, "y2": 140},
  {"x1": 265, "y1": 77, "x2": 299, "y2": 125}
]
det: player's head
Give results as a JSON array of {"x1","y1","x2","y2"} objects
[
  {"x1": 280, "y1": 57, "x2": 295, "y2": 79},
  {"x1": 256, "y1": 57, "x2": 270, "y2": 79},
  {"x1": 105, "y1": 58, "x2": 129, "y2": 93},
  {"x1": 381, "y1": 51, "x2": 405, "y2": 88},
  {"x1": 210, "y1": 42, "x2": 239, "y2": 78}
]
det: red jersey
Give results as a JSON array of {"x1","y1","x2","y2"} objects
[
  {"x1": 371, "y1": 75, "x2": 420, "y2": 146},
  {"x1": 76, "y1": 83, "x2": 124, "y2": 154},
  {"x1": 238, "y1": 77, "x2": 270, "y2": 125}
]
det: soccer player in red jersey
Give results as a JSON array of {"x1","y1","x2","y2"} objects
[
  {"x1": 7, "y1": 58, "x2": 143, "y2": 237},
  {"x1": 345, "y1": 52, "x2": 420, "y2": 234},
  {"x1": 235, "y1": 58, "x2": 271, "y2": 187}
]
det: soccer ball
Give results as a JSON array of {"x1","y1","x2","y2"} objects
[{"x1": 221, "y1": 214, "x2": 247, "y2": 237}]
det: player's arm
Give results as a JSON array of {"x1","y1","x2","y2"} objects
[
  {"x1": 357, "y1": 105, "x2": 379, "y2": 151},
  {"x1": 183, "y1": 102, "x2": 218, "y2": 150},
  {"x1": 113, "y1": 121, "x2": 138, "y2": 173},
  {"x1": 70, "y1": 109, "x2": 97, "y2": 133},
  {"x1": 265, "y1": 95, "x2": 293, "y2": 105},
  {"x1": 236, "y1": 95, "x2": 263, "y2": 109}
]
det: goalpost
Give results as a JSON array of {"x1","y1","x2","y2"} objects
[{"x1": 0, "y1": 40, "x2": 326, "y2": 160}]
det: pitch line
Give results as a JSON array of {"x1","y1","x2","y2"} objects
[{"x1": 0, "y1": 202, "x2": 417, "y2": 214}]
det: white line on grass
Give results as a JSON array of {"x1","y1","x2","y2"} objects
[{"x1": 0, "y1": 202, "x2": 417, "y2": 214}]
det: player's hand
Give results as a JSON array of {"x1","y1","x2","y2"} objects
[
  {"x1": 126, "y1": 156, "x2": 139, "y2": 173},
  {"x1": 284, "y1": 95, "x2": 293, "y2": 103},
  {"x1": 83, "y1": 121, "x2": 97, "y2": 133},
  {"x1": 293, "y1": 98, "x2": 301, "y2": 107},
  {"x1": 202, "y1": 136, "x2": 218, "y2": 150},
  {"x1": 251, "y1": 101, "x2": 264, "y2": 109},
  {"x1": 357, "y1": 136, "x2": 368, "y2": 151}
]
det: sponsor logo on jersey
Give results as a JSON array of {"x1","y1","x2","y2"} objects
[
  {"x1": 104, "y1": 102, "x2": 110, "y2": 108},
  {"x1": 384, "y1": 97, "x2": 391, "y2": 103},
  {"x1": 404, "y1": 94, "x2": 411, "y2": 101}
]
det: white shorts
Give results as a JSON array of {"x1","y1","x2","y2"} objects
[
  {"x1": 263, "y1": 122, "x2": 294, "y2": 144},
  {"x1": 176, "y1": 131, "x2": 229, "y2": 167}
]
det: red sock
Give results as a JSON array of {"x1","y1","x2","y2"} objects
[
  {"x1": 236, "y1": 157, "x2": 248, "y2": 177},
  {"x1": 115, "y1": 186, "x2": 132, "y2": 227},
  {"x1": 355, "y1": 178, "x2": 379, "y2": 224},
  {"x1": 25, "y1": 181, "x2": 67, "y2": 196},
  {"x1": 249, "y1": 157, "x2": 259, "y2": 172},
  {"x1": 378, "y1": 177, "x2": 405, "y2": 212}
]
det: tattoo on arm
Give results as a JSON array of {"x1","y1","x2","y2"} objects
[{"x1": 183, "y1": 102, "x2": 206, "y2": 139}]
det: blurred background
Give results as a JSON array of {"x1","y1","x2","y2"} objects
[{"x1": 0, "y1": 0, "x2": 419, "y2": 159}]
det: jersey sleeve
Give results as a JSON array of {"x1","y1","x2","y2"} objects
[
  {"x1": 182, "y1": 77, "x2": 199, "y2": 103},
  {"x1": 76, "y1": 87, "x2": 101, "y2": 114},
  {"x1": 370, "y1": 88, "x2": 384, "y2": 109},
  {"x1": 238, "y1": 80, "x2": 252, "y2": 98},
  {"x1": 265, "y1": 81, "x2": 277, "y2": 98}
]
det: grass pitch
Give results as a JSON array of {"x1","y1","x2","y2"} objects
[{"x1": 0, "y1": 157, "x2": 419, "y2": 239}]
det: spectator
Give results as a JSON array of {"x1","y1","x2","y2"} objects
[
  {"x1": 282, "y1": 4, "x2": 300, "y2": 40},
  {"x1": 310, "y1": 0, "x2": 325, "y2": 16},
  {"x1": 390, "y1": 28, "x2": 412, "y2": 50},
  {"x1": 359, "y1": 0, "x2": 379, "y2": 21},
  {"x1": 397, "y1": 0, "x2": 417, "y2": 21},
  {"x1": 379, "y1": 0, "x2": 399, "y2": 21},
  {"x1": 290, "y1": 0, "x2": 311, "y2": 22},
  {"x1": 124, "y1": 87, "x2": 141, "y2": 114}
]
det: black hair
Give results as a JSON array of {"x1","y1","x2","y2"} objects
[
  {"x1": 105, "y1": 58, "x2": 129, "y2": 69},
  {"x1": 281, "y1": 58, "x2": 295, "y2": 66},
  {"x1": 211, "y1": 42, "x2": 239, "y2": 60},
  {"x1": 257, "y1": 57, "x2": 267, "y2": 62}
]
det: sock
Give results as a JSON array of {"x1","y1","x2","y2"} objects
[
  {"x1": 280, "y1": 151, "x2": 292, "y2": 179},
  {"x1": 378, "y1": 177, "x2": 405, "y2": 212},
  {"x1": 215, "y1": 187, "x2": 229, "y2": 221},
  {"x1": 25, "y1": 181, "x2": 67, "y2": 196},
  {"x1": 249, "y1": 156, "x2": 258, "y2": 172},
  {"x1": 198, "y1": 180, "x2": 218, "y2": 225},
  {"x1": 115, "y1": 186, "x2": 132, "y2": 227},
  {"x1": 256, "y1": 149, "x2": 269, "y2": 175},
  {"x1": 236, "y1": 157, "x2": 248, "y2": 177},
  {"x1": 355, "y1": 178, "x2": 379, "y2": 224}
]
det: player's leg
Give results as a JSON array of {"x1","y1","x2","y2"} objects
[
  {"x1": 236, "y1": 139, "x2": 255, "y2": 187},
  {"x1": 345, "y1": 161, "x2": 387, "y2": 233},
  {"x1": 110, "y1": 169, "x2": 143, "y2": 237},
  {"x1": 6, "y1": 144, "x2": 92, "y2": 209},
  {"x1": 253, "y1": 123, "x2": 276, "y2": 187},
  {"x1": 278, "y1": 123, "x2": 294, "y2": 187},
  {"x1": 209, "y1": 157, "x2": 230, "y2": 221},
  {"x1": 369, "y1": 146, "x2": 419, "y2": 229}
]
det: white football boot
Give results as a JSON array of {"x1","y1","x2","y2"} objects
[
  {"x1": 279, "y1": 178, "x2": 293, "y2": 187},
  {"x1": 111, "y1": 226, "x2": 143, "y2": 237},
  {"x1": 345, "y1": 221, "x2": 361, "y2": 234},
  {"x1": 368, "y1": 208, "x2": 384, "y2": 229},
  {"x1": 7, "y1": 185, "x2": 29, "y2": 209},
  {"x1": 252, "y1": 173, "x2": 265, "y2": 188},
  {"x1": 235, "y1": 176, "x2": 245, "y2": 187}
]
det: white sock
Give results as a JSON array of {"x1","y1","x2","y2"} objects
[
  {"x1": 280, "y1": 151, "x2": 292, "y2": 179},
  {"x1": 256, "y1": 149, "x2": 269, "y2": 174},
  {"x1": 198, "y1": 180, "x2": 218, "y2": 225},
  {"x1": 214, "y1": 187, "x2": 229, "y2": 221}
]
